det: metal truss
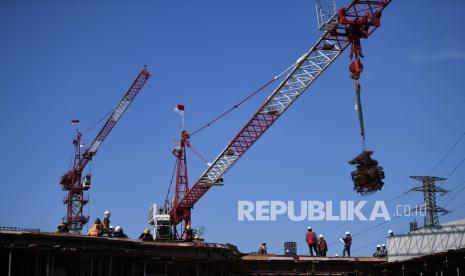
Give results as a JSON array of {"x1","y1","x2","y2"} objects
[
  {"x1": 172, "y1": 0, "x2": 392, "y2": 224},
  {"x1": 387, "y1": 220, "x2": 465, "y2": 262},
  {"x1": 79, "y1": 68, "x2": 151, "y2": 169},
  {"x1": 410, "y1": 176, "x2": 449, "y2": 227},
  {"x1": 60, "y1": 68, "x2": 151, "y2": 232}
]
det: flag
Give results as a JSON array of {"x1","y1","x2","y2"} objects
[
  {"x1": 71, "y1": 119, "x2": 80, "y2": 125},
  {"x1": 174, "y1": 104, "x2": 185, "y2": 115}
]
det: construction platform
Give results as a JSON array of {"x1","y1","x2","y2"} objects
[
  {"x1": 0, "y1": 230, "x2": 386, "y2": 275},
  {"x1": 2, "y1": 230, "x2": 464, "y2": 275}
]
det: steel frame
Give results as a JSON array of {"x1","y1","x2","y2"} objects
[
  {"x1": 60, "y1": 68, "x2": 151, "y2": 232},
  {"x1": 172, "y1": 0, "x2": 392, "y2": 224},
  {"x1": 410, "y1": 176, "x2": 449, "y2": 227}
]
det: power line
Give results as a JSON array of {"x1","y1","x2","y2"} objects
[
  {"x1": 428, "y1": 132, "x2": 465, "y2": 175},
  {"x1": 190, "y1": 59, "x2": 300, "y2": 137},
  {"x1": 410, "y1": 97, "x2": 465, "y2": 174},
  {"x1": 447, "y1": 155, "x2": 465, "y2": 179}
]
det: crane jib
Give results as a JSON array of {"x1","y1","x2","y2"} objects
[
  {"x1": 77, "y1": 69, "x2": 151, "y2": 170},
  {"x1": 172, "y1": 0, "x2": 392, "y2": 224}
]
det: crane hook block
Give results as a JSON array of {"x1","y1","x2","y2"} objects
[{"x1": 349, "y1": 59, "x2": 363, "y2": 80}]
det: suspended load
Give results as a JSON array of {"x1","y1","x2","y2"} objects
[
  {"x1": 335, "y1": 5, "x2": 386, "y2": 195},
  {"x1": 348, "y1": 151, "x2": 385, "y2": 195}
]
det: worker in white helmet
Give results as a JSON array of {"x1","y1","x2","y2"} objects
[
  {"x1": 387, "y1": 229, "x2": 394, "y2": 237},
  {"x1": 379, "y1": 243, "x2": 387, "y2": 257},
  {"x1": 373, "y1": 244, "x2": 381, "y2": 257},
  {"x1": 341, "y1": 231, "x2": 352, "y2": 257},
  {"x1": 317, "y1": 234, "x2": 328, "y2": 256},
  {"x1": 114, "y1": 226, "x2": 128, "y2": 238},
  {"x1": 102, "y1": 210, "x2": 111, "y2": 231},
  {"x1": 305, "y1": 226, "x2": 318, "y2": 256}
]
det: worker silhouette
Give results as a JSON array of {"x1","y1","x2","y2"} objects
[
  {"x1": 317, "y1": 234, "x2": 328, "y2": 256},
  {"x1": 306, "y1": 226, "x2": 318, "y2": 256},
  {"x1": 258, "y1": 242, "x2": 267, "y2": 254},
  {"x1": 342, "y1": 231, "x2": 352, "y2": 257},
  {"x1": 139, "y1": 228, "x2": 153, "y2": 241},
  {"x1": 182, "y1": 225, "x2": 193, "y2": 241}
]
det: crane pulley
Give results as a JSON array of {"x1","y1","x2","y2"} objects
[
  {"x1": 60, "y1": 67, "x2": 151, "y2": 232},
  {"x1": 336, "y1": 5, "x2": 386, "y2": 195}
]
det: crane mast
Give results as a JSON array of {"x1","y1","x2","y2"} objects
[
  {"x1": 170, "y1": 0, "x2": 391, "y2": 226},
  {"x1": 60, "y1": 68, "x2": 151, "y2": 232}
]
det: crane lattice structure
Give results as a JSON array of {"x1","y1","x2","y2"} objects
[
  {"x1": 410, "y1": 176, "x2": 449, "y2": 227},
  {"x1": 168, "y1": 0, "x2": 393, "y2": 230},
  {"x1": 60, "y1": 68, "x2": 151, "y2": 232}
]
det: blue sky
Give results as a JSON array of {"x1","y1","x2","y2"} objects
[{"x1": 1, "y1": 0, "x2": 464, "y2": 256}]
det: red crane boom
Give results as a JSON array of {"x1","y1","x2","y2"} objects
[
  {"x1": 170, "y1": 0, "x2": 391, "y2": 225},
  {"x1": 60, "y1": 68, "x2": 151, "y2": 232}
]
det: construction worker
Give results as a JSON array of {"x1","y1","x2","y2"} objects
[
  {"x1": 342, "y1": 231, "x2": 352, "y2": 257},
  {"x1": 113, "y1": 226, "x2": 128, "y2": 238},
  {"x1": 305, "y1": 226, "x2": 318, "y2": 256},
  {"x1": 102, "y1": 210, "x2": 111, "y2": 230},
  {"x1": 56, "y1": 220, "x2": 69, "y2": 233},
  {"x1": 258, "y1": 242, "x2": 267, "y2": 254},
  {"x1": 373, "y1": 244, "x2": 381, "y2": 257},
  {"x1": 182, "y1": 224, "x2": 193, "y2": 241},
  {"x1": 317, "y1": 234, "x2": 328, "y2": 256},
  {"x1": 139, "y1": 228, "x2": 153, "y2": 241},
  {"x1": 88, "y1": 218, "x2": 104, "y2": 237},
  {"x1": 379, "y1": 244, "x2": 387, "y2": 257},
  {"x1": 387, "y1": 229, "x2": 394, "y2": 237}
]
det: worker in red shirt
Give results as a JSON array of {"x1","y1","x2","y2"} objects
[
  {"x1": 317, "y1": 234, "x2": 328, "y2": 256},
  {"x1": 305, "y1": 226, "x2": 318, "y2": 256}
]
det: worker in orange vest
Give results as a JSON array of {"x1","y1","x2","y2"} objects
[
  {"x1": 87, "y1": 218, "x2": 103, "y2": 237},
  {"x1": 317, "y1": 234, "x2": 328, "y2": 256},
  {"x1": 306, "y1": 226, "x2": 318, "y2": 256}
]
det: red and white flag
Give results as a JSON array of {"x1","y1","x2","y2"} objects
[
  {"x1": 71, "y1": 119, "x2": 80, "y2": 125},
  {"x1": 174, "y1": 104, "x2": 185, "y2": 115}
]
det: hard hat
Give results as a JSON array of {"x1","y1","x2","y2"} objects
[
  {"x1": 186, "y1": 225, "x2": 191, "y2": 230},
  {"x1": 144, "y1": 228, "x2": 150, "y2": 233},
  {"x1": 345, "y1": 231, "x2": 350, "y2": 235},
  {"x1": 109, "y1": 225, "x2": 114, "y2": 230},
  {"x1": 104, "y1": 210, "x2": 111, "y2": 216},
  {"x1": 95, "y1": 218, "x2": 101, "y2": 224},
  {"x1": 262, "y1": 242, "x2": 266, "y2": 245},
  {"x1": 382, "y1": 243, "x2": 386, "y2": 247},
  {"x1": 376, "y1": 244, "x2": 381, "y2": 248},
  {"x1": 388, "y1": 229, "x2": 393, "y2": 234},
  {"x1": 335, "y1": 254, "x2": 339, "y2": 257},
  {"x1": 319, "y1": 234, "x2": 324, "y2": 238},
  {"x1": 115, "y1": 226, "x2": 122, "y2": 232},
  {"x1": 307, "y1": 226, "x2": 312, "y2": 230}
]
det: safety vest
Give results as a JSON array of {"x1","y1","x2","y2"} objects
[
  {"x1": 306, "y1": 231, "x2": 316, "y2": 244},
  {"x1": 88, "y1": 224, "x2": 101, "y2": 236},
  {"x1": 318, "y1": 239, "x2": 327, "y2": 251}
]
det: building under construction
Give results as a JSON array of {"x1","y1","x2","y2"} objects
[
  {"x1": 2, "y1": 0, "x2": 465, "y2": 275},
  {"x1": 1, "y1": 222, "x2": 465, "y2": 276}
]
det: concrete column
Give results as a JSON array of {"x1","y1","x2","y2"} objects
[
  {"x1": 8, "y1": 251, "x2": 12, "y2": 276},
  {"x1": 109, "y1": 256, "x2": 112, "y2": 276}
]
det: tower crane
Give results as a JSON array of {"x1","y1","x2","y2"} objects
[
  {"x1": 60, "y1": 68, "x2": 151, "y2": 233},
  {"x1": 149, "y1": 0, "x2": 392, "y2": 238}
]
